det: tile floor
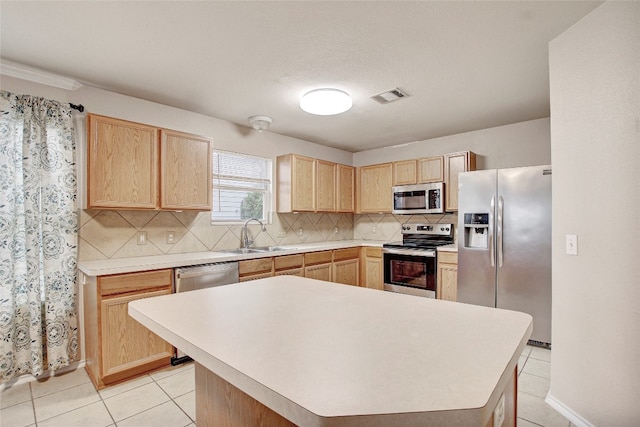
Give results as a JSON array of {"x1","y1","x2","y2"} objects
[{"x1": 1, "y1": 346, "x2": 574, "y2": 427}]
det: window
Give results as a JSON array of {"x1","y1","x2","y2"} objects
[{"x1": 211, "y1": 150, "x2": 271, "y2": 223}]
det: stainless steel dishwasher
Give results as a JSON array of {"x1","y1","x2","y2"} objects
[{"x1": 172, "y1": 261, "x2": 239, "y2": 364}]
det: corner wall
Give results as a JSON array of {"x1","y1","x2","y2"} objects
[
  {"x1": 548, "y1": 2, "x2": 640, "y2": 425},
  {"x1": 353, "y1": 117, "x2": 551, "y2": 170}
]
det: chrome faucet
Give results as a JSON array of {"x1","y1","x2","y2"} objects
[{"x1": 241, "y1": 218, "x2": 267, "y2": 248}]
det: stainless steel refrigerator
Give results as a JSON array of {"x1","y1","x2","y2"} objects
[{"x1": 457, "y1": 165, "x2": 551, "y2": 346}]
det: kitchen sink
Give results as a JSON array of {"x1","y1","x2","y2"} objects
[
  {"x1": 218, "y1": 248, "x2": 264, "y2": 255},
  {"x1": 218, "y1": 246, "x2": 296, "y2": 255},
  {"x1": 251, "y1": 246, "x2": 296, "y2": 252}
]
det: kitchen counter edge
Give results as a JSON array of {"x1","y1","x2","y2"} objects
[
  {"x1": 437, "y1": 243, "x2": 458, "y2": 252},
  {"x1": 78, "y1": 240, "x2": 387, "y2": 277}
]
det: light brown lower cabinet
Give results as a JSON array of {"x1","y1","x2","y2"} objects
[
  {"x1": 239, "y1": 272, "x2": 275, "y2": 282},
  {"x1": 274, "y1": 254, "x2": 304, "y2": 277},
  {"x1": 304, "y1": 263, "x2": 332, "y2": 281},
  {"x1": 84, "y1": 269, "x2": 173, "y2": 389},
  {"x1": 361, "y1": 247, "x2": 383, "y2": 290},
  {"x1": 332, "y1": 247, "x2": 360, "y2": 286},
  {"x1": 274, "y1": 268, "x2": 304, "y2": 277},
  {"x1": 239, "y1": 258, "x2": 274, "y2": 282},
  {"x1": 304, "y1": 250, "x2": 333, "y2": 281},
  {"x1": 437, "y1": 252, "x2": 458, "y2": 301}
]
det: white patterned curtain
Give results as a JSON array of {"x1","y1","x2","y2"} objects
[{"x1": 0, "y1": 90, "x2": 78, "y2": 382}]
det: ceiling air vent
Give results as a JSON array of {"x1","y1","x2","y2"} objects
[{"x1": 371, "y1": 87, "x2": 409, "y2": 104}]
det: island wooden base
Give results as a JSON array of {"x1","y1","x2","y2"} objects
[
  {"x1": 195, "y1": 363, "x2": 296, "y2": 426},
  {"x1": 194, "y1": 362, "x2": 518, "y2": 427}
]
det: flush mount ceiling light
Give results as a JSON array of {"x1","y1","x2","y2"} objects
[
  {"x1": 300, "y1": 89, "x2": 352, "y2": 116},
  {"x1": 248, "y1": 115, "x2": 272, "y2": 132}
]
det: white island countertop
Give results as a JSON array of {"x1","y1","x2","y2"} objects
[{"x1": 129, "y1": 276, "x2": 532, "y2": 427}]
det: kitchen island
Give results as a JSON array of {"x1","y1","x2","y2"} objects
[{"x1": 129, "y1": 276, "x2": 531, "y2": 426}]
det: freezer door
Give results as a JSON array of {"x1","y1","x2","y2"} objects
[
  {"x1": 497, "y1": 166, "x2": 552, "y2": 344},
  {"x1": 457, "y1": 169, "x2": 497, "y2": 308}
]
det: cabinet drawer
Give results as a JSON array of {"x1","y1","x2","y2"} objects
[
  {"x1": 274, "y1": 254, "x2": 304, "y2": 271},
  {"x1": 239, "y1": 258, "x2": 273, "y2": 276},
  {"x1": 333, "y1": 247, "x2": 360, "y2": 261},
  {"x1": 274, "y1": 268, "x2": 304, "y2": 277},
  {"x1": 99, "y1": 269, "x2": 172, "y2": 297},
  {"x1": 304, "y1": 250, "x2": 333, "y2": 266},
  {"x1": 363, "y1": 247, "x2": 382, "y2": 258},
  {"x1": 239, "y1": 272, "x2": 274, "y2": 282},
  {"x1": 438, "y1": 251, "x2": 458, "y2": 265}
]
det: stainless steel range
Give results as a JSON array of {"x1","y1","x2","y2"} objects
[{"x1": 383, "y1": 223, "x2": 454, "y2": 298}]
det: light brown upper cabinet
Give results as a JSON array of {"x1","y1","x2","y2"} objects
[
  {"x1": 87, "y1": 114, "x2": 212, "y2": 211},
  {"x1": 277, "y1": 154, "x2": 354, "y2": 213},
  {"x1": 88, "y1": 115, "x2": 158, "y2": 209},
  {"x1": 316, "y1": 160, "x2": 337, "y2": 212},
  {"x1": 357, "y1": 163, "x2": 393, "y2": 213},
  {"x1": 444, "y1": 151, "x2": 476, "y2": 212},
  {"x1": 418, "y1": 156, "x2": 444, "y2": 183},
  {"x1": 336, "y1": 164, "x2": 355, "y2": 212},
  {"x1": 393, "y1": 160, "x2": 418, "y2": 186},
  {"x1": 276, "y1": 154, "x2": 316, "y2": 213},
  {"x1": 160, "y1": 130, "x2": 213, "y2": 210}
]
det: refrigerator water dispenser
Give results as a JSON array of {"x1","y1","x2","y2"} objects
[{"x1": 463, "y1": 213, "x2": 489, "y2": 249}]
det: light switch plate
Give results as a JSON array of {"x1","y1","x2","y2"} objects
[
  {"x1": 167, "y1": 231, "x2": 175, "y2": 244},
  {"x1": 566, "y1": 234, "x2": 578, "y2": 255}
]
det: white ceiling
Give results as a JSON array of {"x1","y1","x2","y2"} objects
[{"x1": 0, "y1": 1, "x2": 601, "y2": 153}]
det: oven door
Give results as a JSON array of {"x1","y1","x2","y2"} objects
[{"x1": 383, "y1": 248, "x2": 437, "y2": 298}]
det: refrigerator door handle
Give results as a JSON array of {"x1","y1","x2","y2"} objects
[
  {"x1": 497, "y1": 195, "x2": 504, "y2": 267},
  {"x1": 489, "y1": 196, "x2": 495, "y2": 267}
]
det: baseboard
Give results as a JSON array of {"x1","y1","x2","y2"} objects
[
  {"x1": 545, "y1": 393, "x2": 594, "y2": 427},
  {"x1": 0, "y1": 359, "x2": 86, "y2": 392}
]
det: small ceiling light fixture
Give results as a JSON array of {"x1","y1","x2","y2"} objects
[
  {"x1": 300, "y1": 88, "x2": 352, "y2": 116},
  {"x1": 248, "y1": 115, "x2": 272, "y2": 132}
]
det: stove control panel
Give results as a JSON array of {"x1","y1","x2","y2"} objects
[{"x1": 401, "y1": 223, "x2": 453, "y2": 236}]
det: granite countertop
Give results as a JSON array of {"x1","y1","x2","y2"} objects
[
  {"x1": 129, "y1": 276, "x2": 532, "y2": 426},
  {"x1": 78, "y1": 240, "x2": 387, "y2": 276}
]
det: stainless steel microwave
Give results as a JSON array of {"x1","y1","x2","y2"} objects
[{"x1": 392, "y1": 183, "x2": 444, "y2": 215}]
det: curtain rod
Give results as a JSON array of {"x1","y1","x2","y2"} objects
[{"x1": 69, "y1": 103, "x2": 84, "y2": 112}]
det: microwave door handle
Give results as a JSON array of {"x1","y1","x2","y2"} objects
[
  {"x1": 489, "y1": 196, "x2": 495, "y2": 267},
  {"x1": 497, "y1": 196, "x2": 504, "y2": 268}
]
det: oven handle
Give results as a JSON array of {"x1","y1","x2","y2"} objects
[{"x1": 382, "y1": 248, "x2": 436, "y2": 257}]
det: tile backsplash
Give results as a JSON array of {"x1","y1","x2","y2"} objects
[
  {"x1": 78, "y1": 209, "x2": 458, "y2": 262},
  {"x1": 354, "y1": 213, "x2": 458, "y2": 242},
  {"x1": 78, "y1": 210, "x2": 354, "y2": 262}
]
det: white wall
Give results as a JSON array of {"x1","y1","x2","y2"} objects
[
  {"x1": 0, "y1": 75, "x2": 353, "y2": 167},
  {"x1": 548, "y1": 2, "x2": 640, "y2": 426},
  {"x1": 1, "y1": 75, "x2": 354, "y2": 214},
  {"x1": 353, "y1": 117, "x2": 550, "y2": 169}
]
